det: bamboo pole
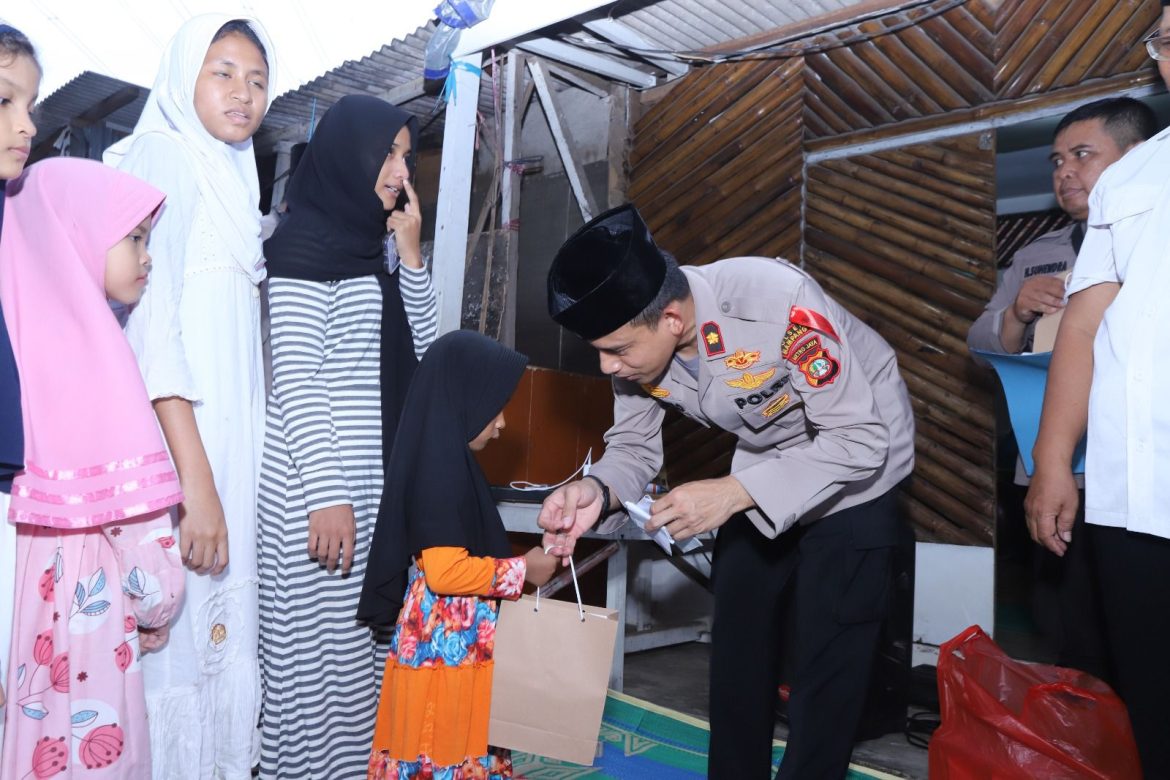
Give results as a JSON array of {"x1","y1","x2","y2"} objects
[
  {"x1": 632, "y1": 84, "x2": 803, "y2": 213},
  {"x1": 907, "y1": 477, "x2": 994, "y2": 543},
  {"x1": 811, "y1": 262, "x2": 972, "y2": 355},
  {"x1": 910, "y1": 395, "x2": 994, "y2": 453},
  {"x1": 900, "y1": 492, "x2": 985, "y2": 545},
  {"x1": 805, "y1": 70, "x2": 1159, "y2": 155},
  {"x1": 808, "y1": 164, "x2": 988, "y2": 246},
  {"x1": 900, "y1": 362, "x2": 995, "y2": 431},
  {"x1": 804, "y1": 210, "x2": 990, "y2": 303},
  {"x1": 807, "y1": 193, "x2": 992, "y2": 280},
  {"x1": 821, "y1": 157, "x2": 993, "y2": 232}
]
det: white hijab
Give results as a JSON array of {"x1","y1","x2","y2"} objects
[{"x1": 105, "y1": 13, "x2": 276, "y2": 282}]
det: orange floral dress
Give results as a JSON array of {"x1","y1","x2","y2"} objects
[{"x1": 368, "y1": 546, "x2": 525, "y2": 780}]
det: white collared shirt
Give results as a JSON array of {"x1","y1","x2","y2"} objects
[{"x1": 1067, "y1": 126, "x2": 1170, "y2": 538}]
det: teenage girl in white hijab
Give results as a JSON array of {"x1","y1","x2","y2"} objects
[{"x1": 104, "y1": 14, "x2": 276, "y2": 779}]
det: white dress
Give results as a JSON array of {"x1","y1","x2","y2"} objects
[{"x1": 116, "y1": 132, "x2": 265, "y2": 780}]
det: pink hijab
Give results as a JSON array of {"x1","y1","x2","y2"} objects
[{"x1": 0, "y1": 158, "x2": 182, "y2": 528}]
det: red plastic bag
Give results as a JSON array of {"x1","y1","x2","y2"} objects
[{"x1": 929, "y1": 625, "x2": 1141, "y2": 779}]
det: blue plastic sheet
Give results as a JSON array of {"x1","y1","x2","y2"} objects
[{"x1": 972, "y1": 349, "x2": 1085, "y2": 475}]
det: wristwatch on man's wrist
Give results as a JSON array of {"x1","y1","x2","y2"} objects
[{"x1": 583, "y1": 474, "x2": 612, "y2": 515}]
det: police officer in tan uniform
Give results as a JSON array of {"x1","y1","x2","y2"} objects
[{"x1": 539, "y1": 204, "x2": 915, "y2": 780}]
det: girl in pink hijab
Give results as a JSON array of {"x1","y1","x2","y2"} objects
[{"x1": 0, "y1": 158, "x2": 185, "y2": 778}]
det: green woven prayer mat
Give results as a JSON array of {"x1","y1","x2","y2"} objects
[{"x1": 511, "y1": 690, "x2": 902, "y2": 779}]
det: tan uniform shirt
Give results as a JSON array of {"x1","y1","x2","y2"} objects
[
  {"x1": 589, "y1": 256, "x2": 916, "y2": 539},
  {"x1": 967, "y1": 223, "x2": 1078, "y2": 355}
]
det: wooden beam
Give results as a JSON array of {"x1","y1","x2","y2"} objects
[
  {"x1": 702, "y1": 0, "x2": 931, "y2": 56},
  {"x1": 453, "y1": 0, "x2": 619, "y2": 57},
  {"x1": 606, "y1": 83, "x2": 630, "y2": 209},
  {"x1": 528, "y1": 58, "x2": 599, "y2": 222},
  {"x1": 73, "y1": 86, "x2": 140, "y2": 127},
  {"x1": 269, "y1": 141, "x2": 294, "y2": 213},
  {"x1": 806, "y1": 71, "x2": 1162, "y2": 161},
  {"x1": 546, "y1": 62, "x2": 610, "y2": 98},
  {"x1": 583, "y1": 18, "x2": 689, "y2": 76},
  {"x1": 517, "y1": 38, "x2": 657, "y2": 88},
  {"x1": 432, "y1": 54, "x2": 483, "y2": 336},
  {"x1": 500, "y1": 52, "x2": 525, "y2": 347}
]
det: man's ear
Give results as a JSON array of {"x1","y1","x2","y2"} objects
[{"x1": 661, "y1": 300, "x2": 686, "y2": 336}]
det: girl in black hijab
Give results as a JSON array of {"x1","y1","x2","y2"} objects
[
  {"x1": 257, "y1": 94, "x2": 439, "y2": 778},
  {"x1": 362, "y1": 330, "x2": 557, "y2": 780}
]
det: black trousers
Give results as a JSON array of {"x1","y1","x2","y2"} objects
[
  {"x1": 1090, "y1": 524, "x2": 1170, "y2": 779},
  {"x1": 707, "y1": 488, "x2": 903, "y2": 780},
  {"x1": 1032, "y1": 499, "x2": 1114, "y2": 685}
]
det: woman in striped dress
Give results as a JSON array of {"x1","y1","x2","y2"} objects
[{"x1": 257, "y1": 95, "x2": 437, "y2": 779}]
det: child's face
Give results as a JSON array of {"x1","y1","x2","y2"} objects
[
  {"x1": 0, "y1": 53, "x2": 39, "y2": 180},
  {"x1": 105, "y1": 215, "x2": 154, "y2": 305},
  {"x1": 469, "y1": 410, "x2": 506, "y2": 452},
  {"x1": 374, "y1": 126, "x2": 412, "y2": 211},
  {"x1": 193, "y1": 32, "x2": 268, "y2": 145}
]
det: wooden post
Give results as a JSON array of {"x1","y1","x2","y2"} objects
[
  {"x1": 432, "y1": 53, "x2": 483, "y2": 336},
  {"x1": 528, "y1": 58, "x2": 598, "y2": 223},
  {"x1": 270, "y1": 141, "x2": 294, "y2": 213},
  {"x1": 606, "y1": 83, "x2": 630, "y2": 209},
  {"x1": 500, "y1": 52, "x2": 525, "y2": 347}
]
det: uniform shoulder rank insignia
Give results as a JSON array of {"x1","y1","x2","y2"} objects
[
  {"x1": 788, "y1": 305, "x2": 840, "y2": 343},
  {"x1": 725, "y1": 367, "x2": 776, "y2": 390},
  {"x1": 641, "y1": 383, "x2": 670, "y2": 399},
  {"x1": 724, "y1": 349, "x2": 761, "y2": 370},
  {"x1": 700, "y1": 321, "x2": 725, "y2": 357},
  {"x1": 798, "y1": 345, "x2": 840, "y2": 388}
]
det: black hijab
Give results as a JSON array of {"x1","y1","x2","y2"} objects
[
  {"x1": 264, "y1": 95, "x2": 421, "y2": 472},
  {"x1": 358, "y1": 330, "x2": 528, "y2": 624}
]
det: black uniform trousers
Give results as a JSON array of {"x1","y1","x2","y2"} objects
[
  {"x1": 707, "y1": 486, "x2": 903, "y2": 780},
  {"x1": 1090, "y1": 524, "x2": 1170, "y2": 779}
]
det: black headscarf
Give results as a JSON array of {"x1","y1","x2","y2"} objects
[
  {"x1": 264, "y1": 95, "x2": 421, "y2": 473},
  {"x1": 1, "y1": 157, "x2": 24, "y2": 492},
  {"x1": 358, "y1": 330, "x2": 528, "y2": 624}
]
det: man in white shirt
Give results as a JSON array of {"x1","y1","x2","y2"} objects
[
  {"x1": 1026, "y1": 5, "x2": 1170, "y2": 774},
  {"x1": 969, "y1": 98, "x2": 1155, "y2": 686}
]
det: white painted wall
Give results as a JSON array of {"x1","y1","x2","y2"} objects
[{"x1": 912, "y1": 542, "x2": 995, "y2": 665}]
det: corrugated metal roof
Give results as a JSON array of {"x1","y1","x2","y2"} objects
[
  {"x1": 253, "y1": 1, "x2": 878, "y2": 151},
  {"x1": 32, "y1": 71, "x2": 148, "y2": 153}
]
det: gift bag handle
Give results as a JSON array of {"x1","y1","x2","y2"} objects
[{"x1": 537, "y1": 551, "x2": 586, "y2": 622}]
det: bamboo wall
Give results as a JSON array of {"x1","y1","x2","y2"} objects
[
  {"x1": 805, "y1": 134, "x2": 996, "y2": 545},
  {"x1": 630, "y1": 58, "x2": 806, "y2": 484},
  {"x1": 997, "y1": 211, "x2": 1072, "y2": 268},
  {"x1": 627, "y1": 0, "x2": 1165, "y2": 543}
]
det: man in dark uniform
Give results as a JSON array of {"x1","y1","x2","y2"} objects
[
  {"x1": 538, "y1": 204, "x2": 915, "y2": 779},
  {"x1": 968, "y1": 98, "x2": 1155, "y2": 684}
]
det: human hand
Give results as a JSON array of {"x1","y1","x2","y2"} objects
[
  {"x1": 386, "y1": 179, "x2": 423, "y2": 269},
  {"x1": 524, "y1": 546, "x2": 558, "y2": 588},
  {"x1": 1010, "y1": 276, "x2": 1067, "y2": 325},
  {"x1": 538, "y1": 479, "x2": 605, "y2": 564},
  {"x1": 645, "y1": 477, "x2": 753, "y2": 540},
  {"x1": 1024, "y1": 466, "x2": 1079, "y2": 556},
  {"x1": 308, "y1": 504, "x2": 356, "y2": 574},
  {"x1": 177, "y1": 479, "x2": 229, "y2": 575},
  {"x1": 138, "y1": 625, "x2": 170, "y2": 653}
]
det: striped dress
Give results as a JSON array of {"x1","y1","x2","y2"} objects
[{"x1": 257, "y1": 265, "x2": 437, "y2": 779}]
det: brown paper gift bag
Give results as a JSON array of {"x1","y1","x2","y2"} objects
[{"x1": 488, "y1": 563, "x2": 619, "y2": 765}]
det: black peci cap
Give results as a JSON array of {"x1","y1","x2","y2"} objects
[{"x1": 547, "y1": 204, "x2": 667, "y2": 340}]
